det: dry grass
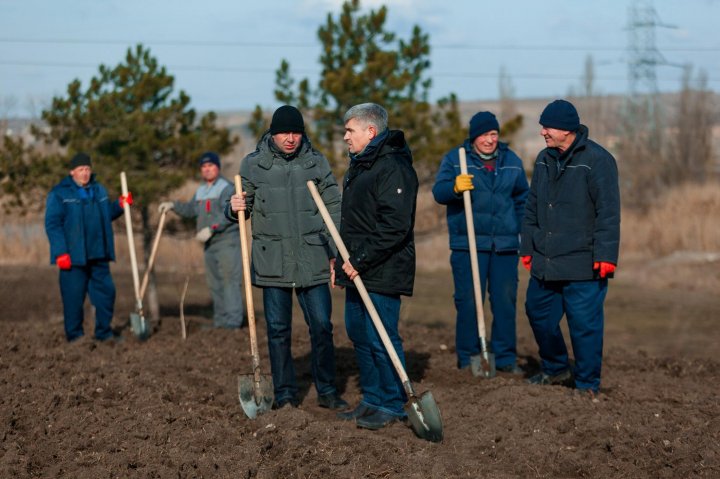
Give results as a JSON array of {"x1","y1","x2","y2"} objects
[
  {"x1": 4, "y1": 182, "x2": 719, "y2": 292},
  {"x1": 620, "y1": 181, "x2": 720, "y2": 256}
]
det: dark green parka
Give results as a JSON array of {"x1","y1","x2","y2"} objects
[{"x1": 227, "y1": 132, "x2": 341, "y2": 288}]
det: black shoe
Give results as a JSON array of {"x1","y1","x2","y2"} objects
[
  {"x1": 337, "y1": 404, "x2": 374, "y2": 421},
  {"x1": 272, "y1": 397, "x2": 299, "y2": 410},
  {"x1": 356, "y1": 410, "x2": 401, "y2": 430},
  {"x1": 318, "y1": 393, "x2": 349, "y2": 410},
  {"x1": 497, "y1": 364, "x2": 524, "y2": 375},
  {"x1": 97, "y1": 333, "x2": 124, "y2": 344},
  {"x1": 527, "y1": 369, "x2": 573, "y2": 386}
]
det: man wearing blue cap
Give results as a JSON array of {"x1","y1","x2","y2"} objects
[
  {"x1": 432, "y1": 111, "x2": 529, "y2": 374},
  {"x1": 521, "y1": 99, "x2": 620, "y2": 399},
  {"x1": 158, "y1": 152, "x2": 244, "y2": 329}
]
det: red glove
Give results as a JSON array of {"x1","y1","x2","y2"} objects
[
  {"x1": 119, "y1": 192, "x2": 133, "y2": 208},
  {"x1": 593, "y1": 261, "x2": 616, "y2": 278},
  {"x1": 520, "y1": 255, "x2": 532, "y2": 271},
  {"x1": 56, "y1": 253, "x2": 72, "y2": 270}
]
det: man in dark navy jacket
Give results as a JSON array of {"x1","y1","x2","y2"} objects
[
  {"x1": 433, "y1": 111, "x2": 529, "y2": 373},
  {"x1": 520, "y1": 100, "x2": 620, "y2": 398},
  {"x1": 45, "y1": 153, "x2": 130, "y2": 342},
  {"x1": 333, "y1": 103, "x2": 419, "y2": 430}
]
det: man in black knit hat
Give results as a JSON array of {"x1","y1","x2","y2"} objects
[
  {"x1": 45, "y1": 152, "x2": 132, "y2": 343},
  {"x1": 521, "y1": 99, "x2": 620, "y2": 399},
  {"x1": 227, "y1": 105, "x2": 348, "y2": 411}
]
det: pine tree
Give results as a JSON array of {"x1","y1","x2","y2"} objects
[
  {"x1": 8, "y1": 44, "x2": 237, "y2": 322},
  {"x1": 253, "y1": 0, "x2": 463, "y2": 180}
]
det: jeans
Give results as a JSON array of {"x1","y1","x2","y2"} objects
[
  {"x1": 344, "y1": 288, "x2": 407, "y2": 417},
  {"x1": 451, "y1": 250, "x2": 519, "y2": 369},
  {"x1": 204, "y1": 236, "x2": 244, "y2": 328},
  {"x1": 262, "y1": 284, "x2": 338, "y2": 403},
  {"x1": 525, "y1": 277, "x2": 608, "y2": 392},
  {"x1": 59, "y1": 260, "x2": 115, "y2": 341}
]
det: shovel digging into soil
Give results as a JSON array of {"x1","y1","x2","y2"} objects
[
  {"x1": 234, "y1": 175, "x2": 274, "y2": 419},
  {"x1": 458, "y1": 148, "x2": 496, "y2": 378},
  {"x1": 121, "y1": 172, "x2": 150, "y2": 341},
  {"x1": 308, "y1": 180, "x2": 443, "y2": 443}
]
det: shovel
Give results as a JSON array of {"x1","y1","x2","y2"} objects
[
  {"x1": 307, "y1": 180, "x2": 443, "y2": 443},
  {"x1": 234, "y1": 175, "x2": 274, "y2": 419},
  {"x1": 138, "y1": 207, "x2": 168, "y2": 304},
  {"x1": 121, "y1": 172, "x2": 150, "y2": 341},
  {"x1": 458, "y1": 148, "x2": 496, "y2": 378}
]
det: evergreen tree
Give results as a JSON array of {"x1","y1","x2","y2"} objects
[
  {"x1": 7, "y1": 44, "x2": 237, "y2": 322},
  {"x1": 253, "y1": 0, "x2": 463, "y2": 179}
]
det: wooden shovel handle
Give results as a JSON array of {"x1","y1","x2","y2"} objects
[
  {"x1": 121, "y1": 172, "x2": 142, "y2": 306},
  {"x1": 306, "y1": 180, "x2": 415, "y2": 394},
  {"x1": 234, "y1": 176, "x2": 261, "y2": 382},
  {"x1": 458, "y1": 148, "x2": 488, "y2": 340},
  {"x1": 139, "y1": 209, "x2": 167, "y2": 302}
]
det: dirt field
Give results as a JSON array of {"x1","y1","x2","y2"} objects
[{"x1": 1, "y1": 261, "x2": 719, "y2": 478}]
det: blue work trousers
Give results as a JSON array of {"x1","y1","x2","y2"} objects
[
  {"x1": 525, "y1": 277, "x2": 608, "y2": 392},
  {"x1": 262, "y1": 284, "x2": 338, "y2": 403},
  {"x1": 451, "y1": 250, "x2": 519, "y2": 369},
  {"x1": 344, "y1": 288, "x2": 407, "y2": 417},
  {"x1": 59, "y1": 260, "x2": 115, "y2": 341}
]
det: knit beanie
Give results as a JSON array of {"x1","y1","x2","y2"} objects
[
  {"x1": 539, "y1": 100, "x2": 580, "y2": 131},
  {"x1": 469, "y1": 111, "x2": 500, "y2": 141},
  {"x1": 270, "y1": 105, "x2": 305, "y2": 134},
  {"x1": 198, "y1": 151, "x2": 221, "y2": 168},
  {"x1": 69, "y1": 152, "x2": 92, "y2": 169}
]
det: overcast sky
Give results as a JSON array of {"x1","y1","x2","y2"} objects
[{"x1": 1, "y1": 0, "x2": 718, "y2": 116}]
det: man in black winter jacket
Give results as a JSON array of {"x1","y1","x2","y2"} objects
[
  {"x1": 520, "y1": 99, "x2": 620, "y2": 398},
  {"x1": 333, "y1": 103, "x2": 419, "y2": 430}
]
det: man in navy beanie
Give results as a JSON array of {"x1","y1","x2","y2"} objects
[
  {"x1": 158, "y1": 151, "x2": 245, "y2": 330},
  {"x1": 521, "y1": 99, "x2": 620, "y2": 399},
  {"x1": 433, "y1": 111, "x2": 529, "y2": 374}
]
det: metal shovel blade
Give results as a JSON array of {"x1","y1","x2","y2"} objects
[
  {"x1": 130, "y1": 312, "x2": 150, "y2": 341},
  {"x1": 238, "y1": 374, "x2": 274, "y2": 420},
  {"x1": 404, "y1": 390, "x2": 444, "y2": 443},
  {"x1": 470, "y1": 351, "x2": 496, "y2": 378}
]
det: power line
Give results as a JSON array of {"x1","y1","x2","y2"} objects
[
  {"x1": 2, "y1": 60, "x2": 717, "y2": 83},
  {"x1": 0, "y1": 37, "x2": 718, "y2": 52}
]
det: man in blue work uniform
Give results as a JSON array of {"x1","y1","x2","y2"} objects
[
  {"x1": 432, "y1": 111, "x2": 529, "y2": 373},
  {"x1": 45, "y1": 152, "x2": 131, "y2": 342},
  {"x1": 521, "y1": 100, "x2": 620, "y2": 398}
]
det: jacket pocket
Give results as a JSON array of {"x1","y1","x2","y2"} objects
[
  {"x1": 252, "y1": 238, "x2": 283, "y2": 278},
  {"x1": 303, "y1": 233, "x2": 331, "y2": 277}
]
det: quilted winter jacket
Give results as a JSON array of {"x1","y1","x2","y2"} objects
[
  {"x1": 432, "y1": 141, "x2": 529, "y2": 252},
  {"x1": 226, "y1": 132, "x2": 341, "y2": 288},
  {"x1": 520, "y1": 125, "x2": 620, "y2": 281},
  {"x1": 44, "y1": 175, "x2": 123, "y2": 265}
]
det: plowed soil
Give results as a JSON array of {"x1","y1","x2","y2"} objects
[{"x1": 1, "y1": 263, "x2": 718, "y2": 478}]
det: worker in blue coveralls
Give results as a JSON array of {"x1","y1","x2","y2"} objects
[
  {"x1": 521, "y1": 99, "x2": 620, "y2": 399},
  {"x1": 45, "y1": 152, "x2": 131, "y2": 343},
  {"x1": 432, "y1": 111, "x2": 529, "y2": 374},
  {"x1": 158, "y1": 152, "x2": 245, "y2": 329}
]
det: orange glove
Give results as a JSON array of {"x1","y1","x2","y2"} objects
[
  {"x1": 521, "y1": 255, "x2": 532, "y2": 271},
  {"x1": 56, "y1": 253, "x2": 72, "y2": 270},
  {"x1": 593, "y1": 261, "x2": 616, "y2": 278},
  {"x1": 119, "y1": 192, "x2": 133, "y2": 208}
]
